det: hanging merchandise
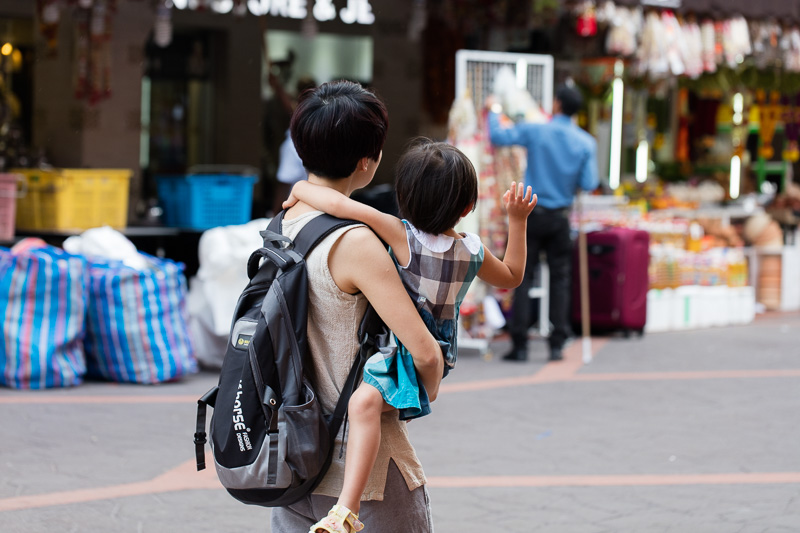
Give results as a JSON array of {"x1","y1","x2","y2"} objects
[
  {"x1": 74, "y1": 7, "x2": 90, "y2": 99},
  {"x1": 635, "y1": 10, "x2": 662, "y2": 77},
  {"x1": 781, "y1": 27, "x2": 800, "y2": 73},
  {"x1": 605, "y1": 4, "x2": 641, "y2": 57},
  {"x1": 477, "y1": 113, "x2": 528, "y2": 258},
  {"x1": 448, "y1": 93, "x2": 478, "y2": 145},
  {"x1": 722, "y1": 16, "x2": 751, "y2": 69},
  {"x1": 36, "y1": 0, "x2": 62, "y2": 56},
  {"x1": 636, "y1": 10, "x2": 685, "y2": 79},
  {"x1": 661, "y1": 11, "x2": 685, "y2": 77},
  {"x1": 751, "y1": 21, "x2": 782, "y2": 70},
  {"x1": 89, "y1": 0, "x2": 115, "y2": 104},
  {"x1": 713, "y1": 21, "x2": 725, "y2": 68},
  {"x1": 153, "y1": 0, "x2": 173, "y2": 48},
  {"x1": 700, "y1": 19, "x2": 717, "y2": 74},
  {"x1": 575, "y1": 1, "x2": 598, "y2": 38},
  {"x1": 682, "y1": 15, "x2": 703, "y2": 79}
]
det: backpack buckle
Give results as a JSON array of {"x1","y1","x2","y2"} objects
[{"x1": 193, "y1": 431, "x2": 207, "y2": 445}]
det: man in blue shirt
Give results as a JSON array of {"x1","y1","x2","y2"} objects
[{"x1": 488, "y1": 84, "x2": 598, "y2": 362}]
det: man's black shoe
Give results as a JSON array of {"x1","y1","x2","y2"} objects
[
  {"x1": 502, "y1": 348, "x2": 528, "y2": 362},
  {"x1": 549, "y1": 347, "x2": 563, "y2": 362}
]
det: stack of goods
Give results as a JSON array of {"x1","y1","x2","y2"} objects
[
  {"x1": 0, "y1": 229, "x2": 197, "y2": 389},
  {"x1": 649, "y1": 246, "x2": 749, "y2": 291},
  {"x1": 743, "y1": 213, "x2": 788, "y2": 311}
]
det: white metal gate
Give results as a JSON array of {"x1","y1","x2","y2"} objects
[{"x1": 455, "y1": 49, "x2": 555, "y2": 115}]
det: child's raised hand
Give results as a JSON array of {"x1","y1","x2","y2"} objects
[{"x1": 503, "y1": 181, "x2": 537, "y2": 221}]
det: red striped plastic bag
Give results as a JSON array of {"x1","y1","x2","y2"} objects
[
  {"x1": 0, "y1": 245, "x2": 88, "y2": 389},
  {"x1": 83, "y1": 254, "x2": 197, "y2": 384}
]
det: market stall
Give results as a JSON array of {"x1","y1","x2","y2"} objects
[{"x1": 450, "y1": 0, "x2": 800, "y2": 343}]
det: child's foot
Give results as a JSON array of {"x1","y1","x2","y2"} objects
[{"x1": 310, "y1": 504, "x2": 365, "y2": 533}]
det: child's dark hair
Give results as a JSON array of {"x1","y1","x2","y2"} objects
[
  {"x1": 290, "y1": 80, "x2": 388, "y2": 179},
  {"x1": 394, "y1": 138, "x2": 478, "y2": 235}
]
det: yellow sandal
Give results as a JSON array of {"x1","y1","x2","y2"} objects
[{"x1": 310, "y1": 504, "x2": 365, "y2": 533}]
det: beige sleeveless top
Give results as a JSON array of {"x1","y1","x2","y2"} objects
[{"x1": 281, "y1": 211, "x2": 426, "y2": 501}]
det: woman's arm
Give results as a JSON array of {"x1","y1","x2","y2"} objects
[
  {"x1": 329, "y1": 227, "x2": 443, "y2": 401},
  {"x1": 477, "y1": 182, "x2": 537, "y2": 288},
  {"x1": 285, "y1": 181, "x2": 409, "y2": 262}
]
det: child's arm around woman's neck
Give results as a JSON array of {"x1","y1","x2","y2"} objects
[{"x1": 285, "y1": 180, "x2": 410, "y2": 265}]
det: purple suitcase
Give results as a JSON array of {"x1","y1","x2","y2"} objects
[{"x1": 572, "y1": 228, "x2": 650, "y2": 335}]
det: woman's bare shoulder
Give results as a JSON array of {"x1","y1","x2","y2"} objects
[{"x1": 329, "y1": 225, "x2": 394, "y2": 293}]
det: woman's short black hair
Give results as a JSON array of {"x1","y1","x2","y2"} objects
[
  {"x1": 394, "y1": 138, "x2": 478, "y2": 236},
  {"x1": 290, "y1": 80, "x2": 388, "y2": 179}
]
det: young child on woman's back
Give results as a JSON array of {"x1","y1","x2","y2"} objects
[{"x1": 285, "y1": 138, "x2": 537, "y2": 533}]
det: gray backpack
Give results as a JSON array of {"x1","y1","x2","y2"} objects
[{"x1": 194, "y1": 212, "x2": 389, "y2": 506}]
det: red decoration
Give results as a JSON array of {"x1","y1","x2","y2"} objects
[{"x1": 576, "y1": 5, "x2": 597, "y2": 37}]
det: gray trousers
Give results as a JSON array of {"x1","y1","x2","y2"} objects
[{"x1": 270, "y1": 460, "x2": 434, "y2": 532}]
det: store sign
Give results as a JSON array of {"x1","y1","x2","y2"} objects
[{"x1": 171, "y1": 0, "x2": 375, "y2": 25}]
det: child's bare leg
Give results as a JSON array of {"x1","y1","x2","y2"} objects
[{"x1": 336, "y1": 383, "x2": 393, "y2": 515}]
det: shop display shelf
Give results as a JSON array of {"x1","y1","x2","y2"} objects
[
  {"x1": 157, "y1": 173, "x2": 257, "y2": 230},
  {"x1": 13, "y1": 168, "x2": 132, "y2": 232}
]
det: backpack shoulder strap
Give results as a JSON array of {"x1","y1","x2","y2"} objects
[{"x1": 279, "y1": 211, "x2": 360, "y2": 258}]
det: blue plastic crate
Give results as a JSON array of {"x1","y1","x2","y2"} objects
[{"x1": 157, "y1": 174, "x2": 257, "y2": 230}]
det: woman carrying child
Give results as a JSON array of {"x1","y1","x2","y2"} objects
[
  {"x1": 270, "y1": 80, "x2": 443, "y2": 533},
  {"x1": 285, "y1": 135, "x2": 537, "y2": 532}
]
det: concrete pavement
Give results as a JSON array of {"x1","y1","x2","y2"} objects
[{"x1": 1, "y1": 313, "x2": 799, "y2": 532}]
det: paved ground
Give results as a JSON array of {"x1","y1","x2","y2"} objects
[{"x1": 1, "y1": 313, "x2": 799, "y2": 532}]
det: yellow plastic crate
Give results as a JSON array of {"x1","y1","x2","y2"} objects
[{"x1": 14, "y1": 169, "x2": 132, "y2": 231}]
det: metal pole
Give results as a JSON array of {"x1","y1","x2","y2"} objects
[{"x1": 577, "y1": 193, "x2": 592, "y2": 364}]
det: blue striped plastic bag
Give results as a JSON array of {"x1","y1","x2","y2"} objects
[
  {"x1": 0, "y1": 245, "x2": 88, "y2": 389},
  {"x1": 83, "y1": 255, "x2": 197, "y2": 384}
]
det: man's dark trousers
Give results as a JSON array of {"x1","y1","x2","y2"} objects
[{"x1": 509, "y1": 207, "x2": 573, "y2": 356}]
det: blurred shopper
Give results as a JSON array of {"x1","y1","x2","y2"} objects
[
  {"x1": 269, "y1": 74, "x2": 316, "y2": 214},
  {"x1": 487, "y1": 84, "x2": 599, "y2": 362}
]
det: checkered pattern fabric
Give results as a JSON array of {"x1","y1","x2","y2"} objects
[
  {"x1": 396, "y1": 221, "x2": 484, "y2": 323},
  {"x1": 362, "y1": 221, "x2": 484, "y2": 420}
]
